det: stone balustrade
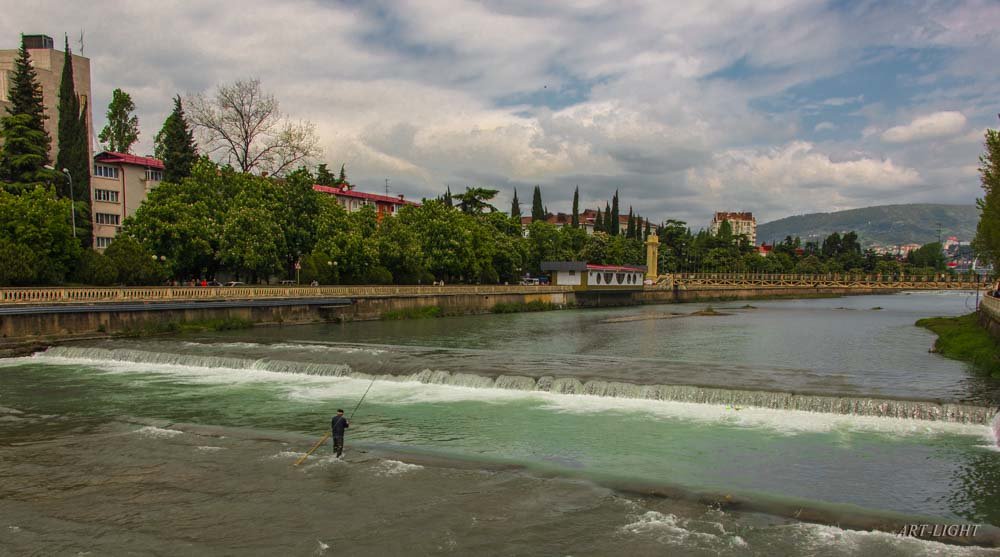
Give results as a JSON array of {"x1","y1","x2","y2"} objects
[{"x1": 0, "y1": 285, "x2": 575, "y2": 305}]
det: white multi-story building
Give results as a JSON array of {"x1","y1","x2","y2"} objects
[
  {"x1": 91, "y1": 152, "x2": 163, "y2": 249},
  {"x1": 709, "y1": 211, "x2": 756, "y2": 245}
]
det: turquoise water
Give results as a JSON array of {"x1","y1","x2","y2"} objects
[{"x1": 3, "y1": 292, "x2": 1000, "y2": 554}]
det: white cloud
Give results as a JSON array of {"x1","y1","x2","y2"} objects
[
  {"x1": 881, "y1": 111, "x2": 968, "y2": 143},
  {"x1": 686, "y1": 142, "x2": 922, "y2": 219},
  {"x1": 814, "y1": 121, "x2": 837, "y2": 132}
]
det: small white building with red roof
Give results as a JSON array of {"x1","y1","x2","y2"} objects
[
  {"x1": 541, "y1": 261, "x2": 646, "y2": 288},
  {"x1": 313, "y1": 183, "x2": 419, "y2": 220},
  {"x1": 90, "y1": 151, "x2": 165, "y2": 249}
]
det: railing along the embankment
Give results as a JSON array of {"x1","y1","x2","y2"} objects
[
  {"x1": 0, "y1": 285, "x2": 575, "y2": 305},
  {"x1": 660, "y1": 273, "x2": 980, "y2": 290}
]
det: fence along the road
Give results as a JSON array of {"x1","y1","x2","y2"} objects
[{"x1": 0, "y1": 285, "x2": 574, "y2": 305}]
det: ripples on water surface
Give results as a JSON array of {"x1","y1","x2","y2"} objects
[{"x1": 2, "y1": 291, "x2": 1000, "y2": 554}]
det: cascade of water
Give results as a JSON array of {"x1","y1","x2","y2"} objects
[
  {"x1": 993, "y1": 412, "x2": 1000, "y2": 446},
  {"x1": 34, "y1": 346, "x2": 999, "y2": 425}
]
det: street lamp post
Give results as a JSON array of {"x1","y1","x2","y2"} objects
[{"x1": 44, "y1": 165, "x2": 76, "y2": 237}]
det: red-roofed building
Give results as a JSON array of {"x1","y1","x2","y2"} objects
[
  {"x1": 313, "y1": 184, "x2": 419, "y2": 220},
  {"x1": 540, "y1": 261, "x2": 646, "y2": 288},
  {"x1": 757, "y1": 243, "x2": 773, "y2": 257},
  {"x1": 90, "y1": 151, "x2": 165, "y2": 249}
]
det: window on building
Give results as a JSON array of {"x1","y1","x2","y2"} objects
[
  {"x1": 94, "y1": 164, "x2": 119, "y2": 179},
  {"x1": 95, "y1": 213, "x2": 121, "y2": 226},
  {"x1": 94, "y1": 189, "x2": 119, "y2": 203},
  {"x1": 95, "y1": 236, "x2": 114, "y2": 249},
  {"x1": 145, "y1": 168, "x2": 163, "y2": 181}
]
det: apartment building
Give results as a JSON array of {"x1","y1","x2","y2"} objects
[
  {"x1": 709, "y1": 211, "x2": 757, "y2": 245},
  {"x1": 0, "y1": 34, "x2": 93, "y2": 165},
  {"x1": 313, "y1": 183, "x2": 418, "y2": 219},
  {"x1": 91, "y1": 151, "x2": 163, "y2": 249}
]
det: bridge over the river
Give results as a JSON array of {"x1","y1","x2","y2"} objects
[{"x1": 657, "y1": 273, "x2": 982, "y2": 291}]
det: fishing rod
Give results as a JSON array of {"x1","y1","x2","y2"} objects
[{"x1": 294, "y1": 375, "x2": 378, "y2": 466}]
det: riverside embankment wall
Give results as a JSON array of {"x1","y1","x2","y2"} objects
[
  {"x1": 978, "y1": 295, "x2": 1000, "y2": 338},
  {"x1": 1, "y1": 284, "x2": 898, "y2": 347}
]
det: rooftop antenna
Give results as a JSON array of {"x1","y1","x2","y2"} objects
[
  {"x1": 384, "y1": 178, "x2": 391, "y2": 196},
  {"x1": 77, "y1": 29, "x2": 85, "y2": 54}
]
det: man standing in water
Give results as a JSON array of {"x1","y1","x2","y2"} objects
[{"x1": 331, "y1": 409, "x2": 349, "y2": 458}]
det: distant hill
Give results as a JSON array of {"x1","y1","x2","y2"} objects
[{"x1": 756, "y1": 204, "x2": 978, "y2": 247}]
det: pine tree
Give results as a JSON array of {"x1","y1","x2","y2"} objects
[
  {"x1": 604, "y1": 201, "x2": 612, "y2": 232},
  {"x1": 443, "y1": 186, "x2": 453, "y2": 207},
  {"x1": 611, "y1": 190, "x2": 620, "y2": 235},
  {"x1": 595, "y1": 208, "x2": 604, "y2": 233},
  {"x1": 0, "y1": 37, "x2": 51, "y2": 187},
  {"x1": 626, "y1": 206, "x2": 635, "y2": 238},
  {"x1": 571, "y1": 186, "x2": 579, "y2": 228},
  {"x1": 54, "y1": 38, "x2": 91, "y2": 246},
  {"x1": 510, "y1": 188, "x2": 521, "y2": 219},
  {"x1": 315, "y1": 163, "x2": 336, "y2": 186},
  {"x1": 98, "y1": 88, "x2": 139, "y2": 153},
  {"x1": 154, "y1": 95, "x2": 198, "y2": 183},
  {"x1": 531, "y1": 185, "x2": 545, "y2": 222},
  {"x1": 338, "y1": 164, "x2": 347, "y2": 185}
]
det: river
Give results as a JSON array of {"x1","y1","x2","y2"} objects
[{"x1": 2, "y1": 291, "x2": 1000, "y2": 555}]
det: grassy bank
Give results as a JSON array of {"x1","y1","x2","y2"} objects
[{"x1": 916, "y1": 313, "x2": 1000, "y2": 377}]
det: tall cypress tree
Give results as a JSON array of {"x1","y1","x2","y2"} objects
[
  {"x1": 443, "y1": 186, "x2": 453, "y2": 207},
  {"x1": 611, "y1": 190, "x2": 620, "y2": 235},
  {"x1": 595, "y1": 208, "x2": 603, "y2": 233},
  {"x1": 626, "y1": 207, "x2": 635, "y2": 239},
  {"x1": 644, "y1": 219, "x2": 652, "y2": 240},
  {"x1": 604, "y1": 201, "x2": 612, "y2": 232},
  {"x1": 154, "y1": 95, "x2": 198, "y2": 183},
  {"x1": 571, "y1": 186, "x2": 579, "y2": 228},
  {"x1": 55, "y1": 37, "x2": 91, "y2": 246},
  {"x1": 0, "y1": 36, "x2": 51, "y2": 187},
  {"x1": 531, "y1": 185, "x2": 545, "y2": 222},
  {"x1": 510, "y1": 188, "x2": 521, "y2": 219}
]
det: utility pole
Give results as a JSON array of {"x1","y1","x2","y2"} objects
[{"x1": 385, "y1": 178, "x2": 391, "y2": 196}]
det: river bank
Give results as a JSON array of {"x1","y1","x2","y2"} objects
[{"x1": 917, "y1": 313, "x2": 1000, "y2": 378}]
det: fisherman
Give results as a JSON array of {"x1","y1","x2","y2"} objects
[{"x1": 331, "y1": 409, "x2": 349, "y2": 458}]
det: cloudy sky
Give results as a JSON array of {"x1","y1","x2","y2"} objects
[{"x1": 5, "y1": 0, "x2": 998, "y2": 226}]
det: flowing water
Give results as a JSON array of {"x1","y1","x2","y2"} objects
[{"x1": 2, "y1": 291, "x2": 1000, "y2": 555}]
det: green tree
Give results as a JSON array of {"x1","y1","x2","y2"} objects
[
  {"x1": 611, "y1": 190, "x2": 620, "y2": 235},
  {"x1": 454, "y1": 186, "x2": 498, "y2": 214},
  {"x1": 104, "y1": 235, "x2": 167, "y2": 285},
  {"x1": 73, "y1": 250, "x2": 117, "y2": 285},
  {"x1": 98, "y1": 88, "x2": 139, "y2": 153},
  {"x1": 594, "y1": 208, "x2": 604, "y2": 233},
  {"x1": 531, "y1": 185, "x2": 545, "y2": 222},
  {"x1": 974, "y1": 125, "x2": 1000, "y2": 269},
  {"x1": 443, "y1": 185, "x2": 453, "y2": 207},
  {"x1": 604, "y1": 201, "x2": 613, "y2": 232},
  {"x1": 54, "y1": 38, "x2": 91, "y2": 246},
  {"x1": 0, "y1": 185, "x2": 81, "y2": 285},
  {"x1": 571, "y1": 186, "x2": 580, "y2": 228},
  {"x1": 907, "y1": 242, "x2": 946, "y2": 271},
  {"x1": 0, "y1": 38, "x2": 52, "y2": 188},
  {"x1": 510, "y1": 188, "x2": 521, "y2": 219},
  {"x1": 316, "y1": 163, "x2": 336, "y2": 186},
  {"x1": 125, "y1": 158, "x2": 225, "y2": 279},
  {"x1": 338, "y1": 164, "x2": 347, "y2": 184},
  {"x1": 154, "y1": 96, "x2": 199, "y2": 183},
  {"x1": 626, "y1": 206, "x2": 635, "y2": 239}
]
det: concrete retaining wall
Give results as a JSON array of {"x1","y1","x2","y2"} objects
[{"x1": 978, "y1": 295, "x2": 1000, "y2": 339}]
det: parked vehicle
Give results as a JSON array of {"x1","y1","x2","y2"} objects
[
  {"x1": 279, "y1": 280, "x2": 296, "y2": 285},
  {"x1": 224, "y1": 281, "x2": 246, "y2": 287}
]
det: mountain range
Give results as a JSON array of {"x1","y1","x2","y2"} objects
[{"x1": 756, "y1": 204, "x2": 979, "y2": 247}]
